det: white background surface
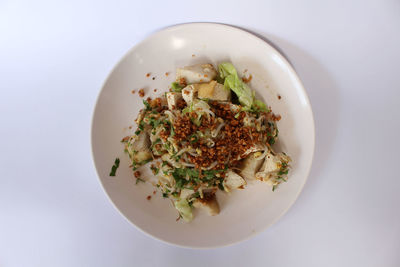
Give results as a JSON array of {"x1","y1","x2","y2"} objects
[{"x1": 1, "y1": 0, "x2": 399, "y2": 266}]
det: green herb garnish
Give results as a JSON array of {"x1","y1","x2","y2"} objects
[
  {"x1": 203, "y1": 169, "x2": 224, "y2": 180},
  {"x1": 278, "y1": 169, "x2": 289, "y2": 176},
  {"x1": 171, "y1": 168, "x2": 193, "y2": 189},
  {"x1": 218, "y1": 182, "x2": 225, "y2": 191},
  {"x1": 163, "y1": 143, "x2": 170, "y2": 150},
  {"x1": 138, "y1": 121, "x2": 145, "y2": 131},
  {"x1": 189, "y1": 134, "x2": 198, "y2": 144},
  {"x1": 171, "y1": 82, "x2": 183, "y2": 92},
  {"x1": 150, "y1": 165, "x2": 159, "y2": 175},
  {"x1": 149, "y1": 117, "x2": 161, "y2": 128},
  {"x1": 143, "y1": 100, "x2": 151, "y2": 111},
  {"x1": 268, "y1": 137, "x2": 275, "y2": 145},
  {"x1": 109, "y1": 158, "x2": 120, "y2": 176}
]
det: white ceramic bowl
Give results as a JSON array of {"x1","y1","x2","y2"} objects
[{"x1": 91, "y1": 23, "x2": 314, "y2": 248}]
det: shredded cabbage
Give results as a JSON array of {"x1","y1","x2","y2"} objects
[
  {"x1": 192, "y1": 100, "x2": 215, "y2": 119},
  {"x1": 174, "y1": 199, "x2": 193, "y2": 222},
  {"x1": 211, "y1": 122, "x2": 225, "y2": 137},
  {"x1": 164, "y1": 110, "x2": 175, "y2": 123}
]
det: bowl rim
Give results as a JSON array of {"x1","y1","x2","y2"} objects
[{"x1": 90, "y1": 22, "x2": 315, "y2": 249}]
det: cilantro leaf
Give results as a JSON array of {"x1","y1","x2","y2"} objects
[
  {"x1": 109, "y1": 158, "x2": 120, "y2": 176},
  {"x1": 171, "y1": 82, "x2": 183, "y2": 92},
  {"x1": 143, "y1": 100, "x2": 151, "y2": 111}
]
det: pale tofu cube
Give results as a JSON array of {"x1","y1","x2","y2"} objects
[
  {"x1": 255, "y1": 152, "x2": 290, "y2": 182},
  {"x1": 193, "y1": 193, "x2": 220, "y2": 216},
  {"x1": 176, "y1": 63, "x2": 217, "y2": 84},
  {"x1": 132, "y1": 131, "x2": 150, "y2": 151},
  {"x1": 182, "y1": 85, "x2": 197, "y2": 105},
  {"x1": 257, "y1": 153, "x2": 280, "y2": 179},
  {"x1": 166, "y1": 92, "x2": 182, "y2": 110},
  {"x1": 131, "y1": 131, "x2": 152, "y2": 163},
  {"x1": 262, "y1": 153, "x2": 281, "y2": 173},
  {"x1": 196, "y1": 82, "x2": 214, "y2": 98},
  {"x1": 223, "y1": 170, "x2": 246, "y2": 192},
  {"x1": 196, "y1": 81, "x2": 231, "y2": 101},
  {"x1": 240, "y1": 152, "x2": 265, "y2": 180},
  {"x1": 213, "y1": 83, "x2": 231, "y2": 101},
  {"x1": 241, "y1": 143, "x2": 264, "y2": 158}
]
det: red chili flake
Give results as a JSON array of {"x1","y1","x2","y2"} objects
[
  {"x1": 242, "y1": 74, "x2": 252, "y2": 83},
  {"x1": 192, "y1": 54, "x2": 195, "y2": 57},
  {"x1": 165, "y1": 72, "x2": 169, "y2": 76},
  {"x1": 272, "y1": 114, "x2": 281, "y2": 121},
  {"x1": 134, "y1": 171, "x2": 141, "y2": 178},
  {"x1": 138, "y1": 89, "x2": 145, "y2": 97},
  {"x1": 153, "y1": 89, "x2": 157, "y2": 92},
  {"x1": 131, "y1": 90, "x2": 136, "y2": 94},
  {"x1": 278, "y1": 95, "x2": 282, "y2": 100},
  {"x1": 146, "y1": 73, "x2": 151, "y2": 77},
  {"x1": 146, "y1": 195, "x2": 151, "y2": 200},
  {"x1": 153, "y1": 190, "x2": 156, "y2": 195}
]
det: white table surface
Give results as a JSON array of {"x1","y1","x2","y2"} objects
[{"x1": 1, "y1": 1, "x2": 399, "y2": 266}]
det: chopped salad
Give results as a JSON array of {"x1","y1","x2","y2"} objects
[{"x1": 115, "y1": 62, "x2": 291, "y2": 222}]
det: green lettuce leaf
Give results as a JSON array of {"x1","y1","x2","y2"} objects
[
  {"x1": 171, "y1": 82, "x2": 183, "y2": 92},
  {"x1": 174, "y1": 198, "x2": 193, "y2": 222},
  {"x1": 253, "y1": 99, "x2": 269, "y2": 112},
  {"x1": 219, "y1": 63, "x2": 253, "y2": 108},
  {"x1": 218, "y1": 63, "x2": 268, "y2": 112}
]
